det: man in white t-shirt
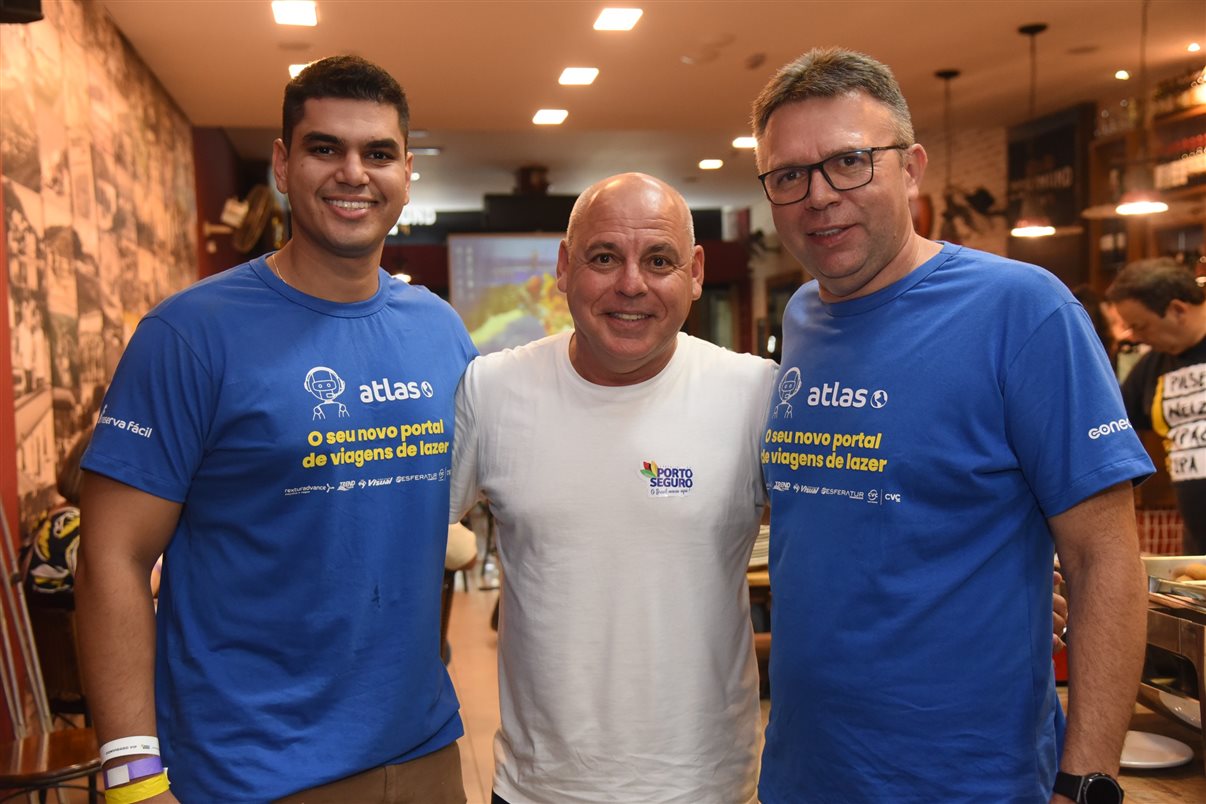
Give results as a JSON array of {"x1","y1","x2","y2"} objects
[{"x1": 451, "y1": 173, "x2": 777, "y2": 804}]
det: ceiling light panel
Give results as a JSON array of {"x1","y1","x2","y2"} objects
[
  {"x1": 559, "y1": 67, "x2": 600, "y2": 85},
  {"x1": 698, "y1": 159, "x2": 723, "y2": 170},
  {"x1": 533, "y1": 109, "x2": 569, "y2": 125},
  {"x1": 272, "y1": 1, "x2": 317, "y2": 27},
  {"x1": 731, "y1": 137, "x2": 756, "y2": 149},
  {"x1": 288, "y1": 62, "x2": 313, "y2": 79},
  {"x1": 594, "y1": 8, "x2": 643, "y2": 31}
]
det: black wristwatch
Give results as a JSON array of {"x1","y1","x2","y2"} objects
[{"x1": 1053, "y1": 771, "x2": 1124, "y2": 804}]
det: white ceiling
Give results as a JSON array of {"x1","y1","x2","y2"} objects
[{"x1": 99, "y1": 0, "x2": 1206, "y2": 211}]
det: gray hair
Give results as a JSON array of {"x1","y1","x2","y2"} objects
[{"x1": 751, "y1": 47, "x2": 914, "y2": 145}]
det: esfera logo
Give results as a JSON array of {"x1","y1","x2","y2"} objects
[{"x1": 639, "y1": 460, "x2": 695, "y2": 497}]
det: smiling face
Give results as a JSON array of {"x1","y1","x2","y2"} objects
[
  {"x1": 758, "y1": 91, "x2": 927, "y2": 301},
  {"x1": 556, "y1": 174, "x2": 704, "y2": 386},
  {"x1": 272, "y1": 97, "x2": 412, "y2": 267}
]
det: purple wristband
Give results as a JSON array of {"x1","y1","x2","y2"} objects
[{"x1": 105, "y1": 755, "x2": 164, "y2": 789}]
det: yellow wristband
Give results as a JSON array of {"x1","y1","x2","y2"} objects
[{"x1": 104, "y1": 769, "x2": 170, "y2": 804}]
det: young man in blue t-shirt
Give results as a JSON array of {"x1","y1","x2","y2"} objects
[{"x1": 76, "y1": 56, "x2": 474, "y2": 803}]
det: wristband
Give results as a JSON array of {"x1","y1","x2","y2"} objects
[
  {"x1": 100, "y1": 736, "x2": 160, "y2": 763},
  {"x1": 104, "y1": 770, "x2": 169, "y2": 804},
  {"x1": 105, "y1": 756, "x2": 164, "y2": 789}
]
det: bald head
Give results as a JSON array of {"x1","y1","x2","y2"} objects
[
  {"x1": 567, "y1": 173, "x2": 695, "y2": 250},
  {"x1": 555, "y1": 172, "x2": 705, "y2": 386}
]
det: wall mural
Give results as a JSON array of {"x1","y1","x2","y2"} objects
[{"x1": 2, "y1": 0, "x2": 197, "y2": 531}]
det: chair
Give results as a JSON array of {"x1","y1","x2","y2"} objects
[
  {"x1": 0, "y1": 727, "x2": 100, "y2": 802},
  {"x1": 0, "y1": 597, "x2": 100, "y2": 801}
]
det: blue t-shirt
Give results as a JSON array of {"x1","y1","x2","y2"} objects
[
  {"x1": 82, "y1": 257, "x2": 476, "y2": 802},
  {"x1": 759, "y1": 244, "x2": 1152, "y2": 803}
]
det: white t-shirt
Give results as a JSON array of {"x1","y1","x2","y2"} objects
[{"x1": 451, "y1": 332, "x2": 777, "y2": 804}]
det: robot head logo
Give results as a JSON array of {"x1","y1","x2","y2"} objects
[
  {"x1": 305, "y1": 366, "x2": 350, "y2": 420},
  {"x1": 775, "y1": 367, "x2": 802, "y2": 418}
]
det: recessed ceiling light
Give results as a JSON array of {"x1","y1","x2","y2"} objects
[
  {"x1": 410, "y1": 172, "x2": 421, "y2": 181},
  {"x1": 1115, "y1": 70, "x2": 1130, "y2": 80},
  {"x1": 594, "y1": 8, "x2": 643, "y2": 31},
  {"x1": 1190, "y1": 42, "x2": 1202, "y2": 53},
  {"x1": 533, "y1": 109, "x2": 569, "y2": 125},
  {"x1": 272, "y1": 1, "x2": 317, "y2": 27},
  {"x1": 288, "y1": 62, "x2": 313, "y2": 79},
  {"x1": 731, "y1": 136, "x2": 756, "y2": 149},
  {"x1": 559, "y1": 67, "x2": 600, "y2": 85},
  {"x1": 698, "y1": 159, "x2": 723, "y2": 170}
]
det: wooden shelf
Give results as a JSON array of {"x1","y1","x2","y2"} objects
[{"x1": 1154, "y1": 104, "x2": 1206, "y2": 126}]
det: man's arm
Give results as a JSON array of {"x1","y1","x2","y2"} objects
[
  {"x1": 1048, "y1": 481, "x2": 1147, "y2": 801},
  {"x1": 75, "y1": 471, "x2": 182, "y2": 800}
]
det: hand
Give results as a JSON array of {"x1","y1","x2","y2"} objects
[{"x1": 1053, "y1": 570, "x2": 1068, "y2": 653}]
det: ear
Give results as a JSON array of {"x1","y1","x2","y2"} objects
[
  {"x1": 271, "y1": 138, "x2": 289, "y2": 195},
  {"x1": 690, "y1": 244, "x2": 705, "y2": 301},
  {"x1": 555, "y1": 239, "x2": 570, "y2": 293},
  {"x1": 1166, "y1": 299, "x2": 1189, "y2": 320},
  {"x1": 901, "y1": 143, "x2": 928, "y2": 201},
  {"x1": 401, "y1": 151, "x2": 414, "y2": 208}
]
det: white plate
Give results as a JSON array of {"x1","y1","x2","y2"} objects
[
  {"x1": 1120, "y1": 730, "x2": 1195, "y2": 769},
  {"x1": 1158, "y1": 690, "x2": 1203, "y2": 730}
]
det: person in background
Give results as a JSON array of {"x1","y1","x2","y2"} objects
[
  {"x1": 452, "y1": 173, "x2": 778, "y2": 804},
  {"x1": 76, "y1": 56, "x2": 474, "y2": 803},
  {"x1": 1106, "y1": 257, "x2": 1206, "y2": 555},
  {"x1": 752, "y1": 47, "x2": 1153, "y2": 803}
]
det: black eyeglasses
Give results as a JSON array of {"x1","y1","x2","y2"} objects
[{"x1": 758, "y1": 145, "x2": 909, "y2": 206}]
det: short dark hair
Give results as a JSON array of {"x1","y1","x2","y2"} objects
[
  {"x1": 282, "y1": 55, "x2": 409, "y2": 150},
  {"x1": 1105, "y1": 257, "x2": 1204, "y2": 315},
  {"x1": 751, "y1": 47, "x2": 914, "y2": 144}
]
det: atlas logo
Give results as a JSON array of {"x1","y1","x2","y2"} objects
[
  {"x1": 806, "y1": 381, "x2": 885, "y2": 409},
  {"x1": 359, "y1": 377, "x2": 436, "y2": 404}
]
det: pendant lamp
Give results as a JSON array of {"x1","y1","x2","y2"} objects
[
  {"x1": 935, "y1": 69, "x2": 962, "y2": 243},
  {"x1": 1011, "y1": 23, "x2": 1056, "y2": 238},
  {"x1": 1116, "y1": 0, "x2": 1169, "y2": 216}
]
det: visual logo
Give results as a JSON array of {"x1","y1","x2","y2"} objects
[
  {"x1": 870, "y1": 390, "x2": 889, "y2": 409},
  {"x1": 639, "y1": 460, "x2": 695, "y2": 497},
  {"x1": 305, "y1": 366, "x2": 349, "y2": 420}
]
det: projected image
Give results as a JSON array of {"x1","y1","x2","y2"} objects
[{"x1": 449, "y1": 234, "x2": 573, "y2": 355}]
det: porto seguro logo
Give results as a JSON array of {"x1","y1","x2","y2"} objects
[{"x1": 639, "y1": 460, "x2": 694, "y2": 497}]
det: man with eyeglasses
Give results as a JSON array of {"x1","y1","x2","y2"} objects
[
  {"x1": 1106, "y1": 257, "x2": 1206, "y2": 556},
  {"x1": 752, "y1": 49, "x2": 1152, "y2": 804}
]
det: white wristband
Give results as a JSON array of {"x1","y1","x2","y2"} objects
[{"x1": 99, "y1": 736, "x2": 160, "y2": 763}]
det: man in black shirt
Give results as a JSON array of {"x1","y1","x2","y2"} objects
[{"x1": 1107, "y1": 258, "x2": 1206, "y2": 554}]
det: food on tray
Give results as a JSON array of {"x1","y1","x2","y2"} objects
[{"x1": 1173, "y1": 562, "x2": 1206, "y2": 582}]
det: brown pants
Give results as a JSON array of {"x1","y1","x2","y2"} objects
[{"x1": 275, "y1": 742, "x2": 466, "y2": 804}]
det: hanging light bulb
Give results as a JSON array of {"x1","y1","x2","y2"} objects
[
  {"x1": 1011, "y1": 23, "x2": 1055, "y2": 238},
  {"x1": 1115, "y1": 0, "x2": 1168, "y2": 216}
]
